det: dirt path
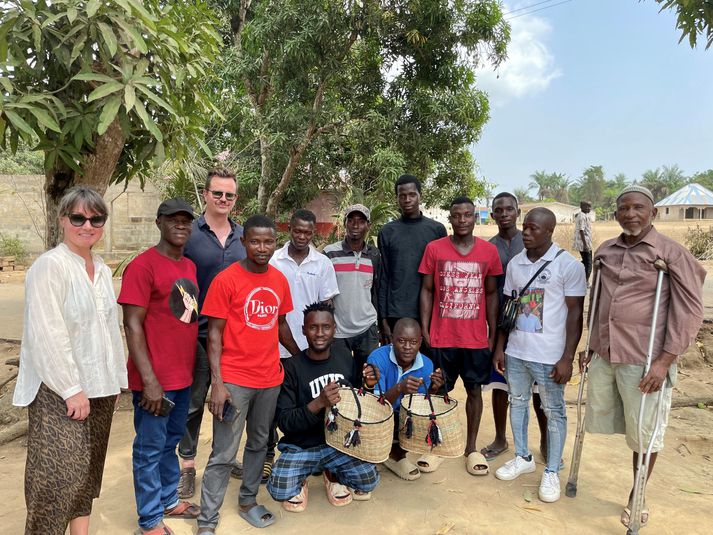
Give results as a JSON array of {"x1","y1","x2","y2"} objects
[{"x1": 1, "y1": 267, "x2": 713, "y2": 534}]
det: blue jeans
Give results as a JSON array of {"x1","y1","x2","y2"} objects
[
  {"x1": 132, "y1": 387, "x2": 191, "y2": 529},
  {"x1": 505, "y1": 355, "x2": 566, "y2": 473}
]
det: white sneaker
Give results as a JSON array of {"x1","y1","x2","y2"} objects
[
  {"x1": 538, "y1": 471, "x2": 561, "y2": 503},
  {"x1": 495, "y1": 455, "x2": 536, "y2": 481}
]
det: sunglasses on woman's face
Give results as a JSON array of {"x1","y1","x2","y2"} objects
[
  {"x1": 207, "y1": 190, "x2": 237, "y2": 201},
  {"x1": 67, "y1": 213, "x2": 108, "y2": 228}
]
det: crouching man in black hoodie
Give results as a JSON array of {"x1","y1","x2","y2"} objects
[{"x1": 267, "y1": 302, "x2": 380, "y2": 512}]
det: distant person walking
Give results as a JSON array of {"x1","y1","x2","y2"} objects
[
  {"x1": 573, "y1": 201, "x2": 593, "y2": 282},
  {"x1": 14, "y1": 187, "x2": 127, "y2": 535}
]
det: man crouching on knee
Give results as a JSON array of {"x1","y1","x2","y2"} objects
[{"x1": 267, "y1": 302, "x2": 380, "y2": 512}]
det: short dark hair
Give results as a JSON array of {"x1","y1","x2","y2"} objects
[
  {"x1": 394, "y1": 174, "x2": 422, "y2": 194},
  {"x1": 303, "y1": 301, "x2": 335, "y2": 320},
  {"x1": 205, "y1": 167, "x2": 237, "y2": 190},
  {"x1": 492, "y1": 192, "x2": 519, "y2": 210},
  {"x1": 290, "y1": 209, "x2": 317, "y2": 226},
  {"x1": 243, "y1": 214, "x2": 276, "y2": 235},
  {"x1": 450, "y1": 196, "x2": 474, "y2": 209}
]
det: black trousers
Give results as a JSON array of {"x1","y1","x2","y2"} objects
[{"x1": 580, "y1": 250, "x2": 592, "y2": 281}]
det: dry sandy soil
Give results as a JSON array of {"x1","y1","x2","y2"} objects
[{"x1": 1, "y1": 221, "x2": 712, "y2": 534}]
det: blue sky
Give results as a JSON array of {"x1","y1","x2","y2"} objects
[{"x1": 472, "y1": 0, "x2": 713, "y2": 197}]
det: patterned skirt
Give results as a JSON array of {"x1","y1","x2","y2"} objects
[{"x1": 24, "y1": 383, "x2": 116, "y2": 535}]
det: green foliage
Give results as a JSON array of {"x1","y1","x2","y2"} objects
[
  {"x1": 512, "y1": 186, "x2": 534, "y2": 203},
  {"x1": 528, "y1": 170, "x2": 570, "y2": 202},
  {"x1": 210, "y1": 0, "x2": 510, "y2": 217},
  {"x1": 0, "y1": 144, "x2": 43, "y2": 174},
  {"x1": 0, "y1": 233, "x2": 27, "y2": 263},
  {"x1": 690, "y1": 169, "x2": 713, "y2": 191},
  {"x1": 0, "y1": 0, "x2": 222, "y2": 184},
  {"x1": 638, "y1": 164, "x2": 687, "y2": 202},
  {"x1": 653, "y1": 0, "x2": 713, "y2": 49},
  {"x1": 685, "y1": 225, "x2": 713, "y2": 260}
]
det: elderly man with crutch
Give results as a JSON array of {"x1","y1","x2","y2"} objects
[{"x1": 577, "y1": 185, "x2": 705, "y2": 531}]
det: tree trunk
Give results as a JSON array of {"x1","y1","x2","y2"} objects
[
  {"x1": 257, "y1": 135, "x2": 272, "y2": 213},
  {"x1": 43, "y1": 119, "x2": 125, "y2": 249}
]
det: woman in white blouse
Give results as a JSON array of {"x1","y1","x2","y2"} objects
[{"x1": 13, "y1": 186, "x2": 127, "y2": 535}]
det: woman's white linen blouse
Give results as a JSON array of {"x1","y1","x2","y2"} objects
[{"x1": 13, "y1": 243, "x2": 128, "y2": 406}]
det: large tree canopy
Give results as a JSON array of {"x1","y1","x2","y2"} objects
[
  {"x1": 209, "y1": 0, "x2": 510, "y2": 217},
  {"x1": 0, "y1": 0, "x2": 221, "y2": 246}
]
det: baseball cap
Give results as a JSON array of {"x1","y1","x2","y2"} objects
[
  {"x1": 156, "y1": 198, "x2": 196, "y2": 219},
  {"x1": 344, "y1": 203, "x2": 371, "y2": 221}
]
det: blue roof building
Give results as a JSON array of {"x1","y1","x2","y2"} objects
[{"x1": 655, "y1": 183, "x2": 713, "y2": 220}]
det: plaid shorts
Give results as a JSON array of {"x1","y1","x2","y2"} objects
[{"x1": 267, "y1": 443, "x2": 380, "y2": 501}]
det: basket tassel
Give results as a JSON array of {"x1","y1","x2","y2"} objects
[
  {"x1": 444, "y1": 392, "x2": 451, "y2": 404},
  {"x1": 426, "y1": 414, "x2": 442, "y2": 447},
  {"x1": 344, "y1": 421, "x2": 362, "y2": 448},
  {"x1": 404, "y1": 409, "x2": 414, "y2": 438},
  {"x1": 378, "y1": 392, "x2": 386, "y2": 405},
  {"x1": 326, "y1": 406, "x2": 338, "y2": 432}
]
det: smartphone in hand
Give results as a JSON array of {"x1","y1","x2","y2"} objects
[
  {"x1": 158, "y1": 396, "x2": 175, "y2": 417},
  {"x1": 222, "y1": 400, "x2": 239, "y2": 423}
]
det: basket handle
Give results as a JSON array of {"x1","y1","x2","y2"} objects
[{"x1": 348, "y1": 385, "x2": 363, "y2": 421}]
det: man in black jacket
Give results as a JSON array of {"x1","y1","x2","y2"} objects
[{"x1": 267, "y1": 302, "x2": 380, "y2": 512}]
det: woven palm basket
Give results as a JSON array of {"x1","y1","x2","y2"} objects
[
  {"x1": 398, "y1": 394, "x2": 464, "y2": 458},
  {"x1": 324, "y1": 387, "x2": 394, "y2": 463}
]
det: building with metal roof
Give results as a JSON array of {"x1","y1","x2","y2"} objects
[{"x1": 655, "y1": 183, "x2": 713, "y2": 220}]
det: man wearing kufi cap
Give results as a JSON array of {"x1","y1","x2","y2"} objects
[{"x1": 581, "y1": 185, "x2": 705, "y2": 528}]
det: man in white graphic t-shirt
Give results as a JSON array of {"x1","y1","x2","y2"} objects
[{"x1": 493, "y1": 207, "x2": 586, "y2": 504}]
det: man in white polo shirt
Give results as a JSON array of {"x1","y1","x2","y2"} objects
[
  {"x1": 493, "y1": 207, "x2": 585, "y2": 503},
  {"x1": 271, "y1": 209, "x2": 340, "y2": 358},
  {"x1": 267, "y1": 209, "x2": 339, "y2": 479}
]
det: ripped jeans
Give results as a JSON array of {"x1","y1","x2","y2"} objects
[{"x1": 505, "y1": 354, "x2": 566, "y2": 473}]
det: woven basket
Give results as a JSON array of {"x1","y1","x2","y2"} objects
[
  {"x1": 398, "y1": 393, "x2": 464, "y2": 458},
  {"x1": 324, "y1": 387, "x2": 394, "y2": 463}
]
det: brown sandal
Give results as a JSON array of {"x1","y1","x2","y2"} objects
[
  {"x1": 164, "y1": 500, "x2": 200, "y2": 519},
  {"x1": 178, "y1": 467, "x2": 196, "y2": 499}
]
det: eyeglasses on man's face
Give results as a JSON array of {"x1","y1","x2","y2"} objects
[
  {"x1": 67, "y1": 213, "x2": 108, "y2": 228},
  {"x1": 207, "y1": 190, "x2": 237, "y2": 201}
]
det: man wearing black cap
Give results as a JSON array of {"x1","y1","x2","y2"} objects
[
  {"x1": 119, "y1": 198, "x2": 202, "y2": 533},
  {"x1": 323, "y1": 204, "x2": 381, "y2": 371}
]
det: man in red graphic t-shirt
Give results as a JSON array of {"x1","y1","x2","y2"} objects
[
  {"x1": 197, "y1": 215, "x2": 300, "y2": 532},
  {"x1": 119, "y1": 198, "x2": 201, "y2": 533},
  {"x1": 419, "y1": 196, "x2": 502, "y2": 478}
]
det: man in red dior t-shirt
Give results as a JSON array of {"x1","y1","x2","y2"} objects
[
  {"x1": 119, "y1": 198, "x2": 201, "y2": 534},
  {"x1": 197, "y1": 215, "x2": 300, "y2": 532},
  {"x1": 419, "y1": 196, "x2": 502, "y2": 478}
]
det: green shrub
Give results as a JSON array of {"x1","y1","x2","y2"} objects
[
  {"x1": 0, "y1": 233, "x2": 28, "y2": 263},
  {"x1": 685, "y1": 225, "x2": 713, "y2": 260}
]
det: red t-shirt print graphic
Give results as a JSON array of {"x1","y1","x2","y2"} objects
[{"x1": 244, "y1": 286, "x2": 281, "y2": 330}]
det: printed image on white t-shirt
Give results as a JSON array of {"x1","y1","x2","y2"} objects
[
  {"x1": 437, "y1": 260, "x2": 485, "y2": 320},
  {"x1": 515, "y1": 288, "x2": 544, "y2": 333}
]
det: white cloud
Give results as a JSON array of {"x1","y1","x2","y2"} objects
[{"x1": 476, "y1": 7, "x2": 561, "y2": 104}]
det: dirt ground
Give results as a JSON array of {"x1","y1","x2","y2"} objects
[{"x1": 1, "y1": 221, "x2": 713, "y2": 534}]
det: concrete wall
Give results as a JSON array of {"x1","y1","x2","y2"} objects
[{"x1": 0, "y1": 174, "x2": 162, "y2": 258}]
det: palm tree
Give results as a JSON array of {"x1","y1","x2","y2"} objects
[{"x1": 529, "y1": 170, "x2": 553, "y2": 200}]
